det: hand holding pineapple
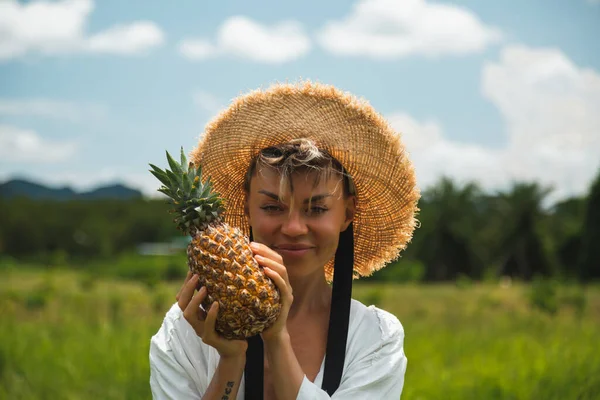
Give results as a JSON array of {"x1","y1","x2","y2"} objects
[
  {"x1": 177, "y1": 271, "x2": 248, "y2": 358},
  {"x1": 248, "y1": 242, "x2": 295, "y2": 342},
  {"x1": 150, "y1": 148, "x2": 282, "y2": 340}
]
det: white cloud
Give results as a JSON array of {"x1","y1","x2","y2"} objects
[
  {"x1": 390, "y1": 113, "x2": 506, "y2": 191},
  {"x1": 192, "y1": 91, "x2": 223, "y2": 114},
  {"x1": 178, "y1": 39, "x2": 218, "y2": 59},
  {"x1": 0, "y1": 0, "x2": 164, "y2": 61},
  {"x1": 179, "y1": 16, "x2": 311, "y2": 63},
  {"x1": 391, "y1": 45, "x2": 600, "y2": 201},
  {"x1": 482, "y1": 45, "x2": 600, "y2": 198},
  {"x1": 86, "y1": 22, "x2": 164, "y2": 55},
  {"x1": 318, "y1": 0, "x2": 502, "y2": 59},
  {"x1": 0, "y1": 99, "x2": 106, "y2": 122},
  {"x1": 0, "y1": 125, "x2": 78, "y2": 163}
]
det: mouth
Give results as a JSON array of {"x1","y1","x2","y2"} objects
[
  {"x1": 273, "y1": 244, "x2": 315, "y2": 258},
  {"x1": 274, "y1": 244, "x2": 314, "y2": 250}
]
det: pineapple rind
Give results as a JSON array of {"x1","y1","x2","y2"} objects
[{"x1": 187, "y1": 222, "x2": 282, "y2": 339}]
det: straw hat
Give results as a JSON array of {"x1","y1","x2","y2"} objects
[{"x1": 190, "y1": 81, "x2": 420, "y2": 280}]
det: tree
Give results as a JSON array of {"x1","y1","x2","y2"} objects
[
  {"x1": 413, "y1": 177, "x2": 483, "y2": 281},
  {"x1": 578, "y1": 170, "x2": 600, "y2": 282},
  {"x1": 494, "y1": 183, "x2": 554, "y2": 280},
  {"x1": 547, "y1": 197, "x2": 586, "y2": 277}
]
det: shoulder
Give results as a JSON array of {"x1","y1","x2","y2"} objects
[
  {"x1": 347, "y1": 299, "x2": 405, "y2": 357},
  {"x1": 350, "y1": 299, "x2": 405, "y2": 339}
]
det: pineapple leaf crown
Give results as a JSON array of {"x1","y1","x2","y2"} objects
[{"x1": 149, "y1": 147, "x2": 225, "y2": 234}]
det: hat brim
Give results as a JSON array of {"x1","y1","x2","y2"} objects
[{"x1": 191, "y1": 81, "x2": 420, "y2": 280}]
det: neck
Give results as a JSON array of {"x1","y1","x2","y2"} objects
[{"x1": 287, "y1": 269, "x2": 331, "y2": 320}]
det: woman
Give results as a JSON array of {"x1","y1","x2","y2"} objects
[{"x1": 149, "y1": 81, "x2": 420, "y2": 399}]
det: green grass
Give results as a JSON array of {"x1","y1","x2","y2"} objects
[{"x1": 0, "y1": 264, "x2": 599, "y2": 399}]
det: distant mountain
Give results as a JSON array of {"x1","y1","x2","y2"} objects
[
  {"x1": 78, "y1": 184, "x2": 143, "y2": 200},
  {"x1": 0, "y1": 179, "x2": 143, "y2": 200}
]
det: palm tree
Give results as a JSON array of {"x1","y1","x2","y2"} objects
[
  {"x1": 494, "y1": 182, "x2": 554, "y2": 280},
  {"x1": 578, "y1": 169, "x2": 600, "y2": 282},
  {"x1": 413, "y1": 177, "x2": 483, "y2": 281},
  {"x1": 547, "y1": 197, "x2": 586, "y2": 277}
]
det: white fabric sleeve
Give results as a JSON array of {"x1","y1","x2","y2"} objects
[
  {"x1": 296, "y1": 310, "x2": 407, "y2": 400},
  {"x1": 149, "y1": 303, "x2": 213, "y2": 400}
]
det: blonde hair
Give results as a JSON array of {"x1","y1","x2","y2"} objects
[{"x1": 243, "y1": 139, "x2": 355, "y2": 208}]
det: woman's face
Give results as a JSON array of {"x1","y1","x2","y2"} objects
[{"x1": 246, "y1": 167, "x2": 355, "y2": 279}]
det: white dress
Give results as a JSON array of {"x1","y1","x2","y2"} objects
[{"x1": 149, "y1": 299, "x2": 407, "y2": 399}]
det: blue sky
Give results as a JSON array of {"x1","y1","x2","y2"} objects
[{"x1": 1, "y1": 0, "x2": 599, "y2": 202}]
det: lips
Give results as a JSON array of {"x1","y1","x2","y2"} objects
[
  {"x1": 273, "y1": 244, "x2": 315, "y2": 258},
  {"x1": 273, "y1": 244, "x2": 314, "y2": 250}
]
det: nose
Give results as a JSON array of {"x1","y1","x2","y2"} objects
[{"x1": 280, "y1": 211, "x2": 308, "y2": 237}]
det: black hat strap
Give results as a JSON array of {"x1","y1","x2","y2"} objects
[
  {"x1": 244, "y1": 225, "x2": 354, "y2": 398},
  {"x1": 322, "y1": 223, "x2": 354, "y2": 395},
  {"x1": 245, "y1": 229, "x2": 265, "y2": 399}
]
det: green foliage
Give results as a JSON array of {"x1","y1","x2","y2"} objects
[
  {"x1": 578, "y1": 169, "x2": 600, "y2": 281},
  {"x1": 455, "y1": 273, "x2": 473, "y2": 289},
  {"x1": 560, "y1": 286, "x2": 587, "y2": 318},
  {"x1": 1, "y1": 174, "x2": 598, "y2": 283},
  {"x1": 367, "y1": 260, "x2": 425, "y2": 282},
  {"x1": 149, "y1": 148, "x2": 225, "y2": 234},
  {"x1": 529, "y1": 276, "x2": 559, "y2": 315},
  {"x1": 547, "y1": 197, "x2": 587, "y2": 276},
  {"x1": 109, "y1": 294, "x2": 124, "y2": 325},
  {"x1": 164, "y1": 259, "x2": 185, "y2": 281},
  {"x1": 2, "y1": 268, "x2": 600, "y2": 399},
  {"x1": 357, "y1": 287, "x2": 385, "y2": 307},
  {"x1": 24, "y1": 291, "x2": 48, "y2": 310},
  {"x1": 411, "y1": 177, "x2": 484, "y2": 281},
  {"x1": 0, "y1": 197, "x2": 177, "y2": 260},
  {"x1": 90, "y1": 252, "x2": 188, "y2": 283},
  {"x1": 0, "y1": 270, "x2": 157, "y2": 399},
  {"x1": 79, "y1": 273, "x2": 96, "y2": 291},
  {"x1": 495, "y1": 183, "x2": 554, "y2": 280}
]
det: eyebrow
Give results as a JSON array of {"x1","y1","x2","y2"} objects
[{"x1": 257, "y1": 190, "x2": 333, "y2": 204}]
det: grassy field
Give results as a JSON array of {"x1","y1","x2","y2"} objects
[{"x1": 1, "y1": 263, "x2": 599, "y2": 399}]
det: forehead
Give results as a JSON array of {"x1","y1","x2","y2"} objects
[{"x1": 251, "y1": 166, "x2": 343, "y2": 197}]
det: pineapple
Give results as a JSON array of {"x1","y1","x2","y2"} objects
[{"x1": 149, "y1": 148, "x2": 281, "y2": 339}]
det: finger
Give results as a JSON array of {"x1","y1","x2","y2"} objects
[
  {"x1": 202, "y1": 302, "x2": 219, "y2": 343},
  {"x1": 263, "y1": 267, "x2": 292, "y2": 299},
  {"x1": 250, "y1": 242, "x2": 283, "y2": 263},
  {"x1": 187, "y1": 286, "x2": 208, "y2": 317},
  {"x1": 176, "y1": 270, "x2": 194, "y2": 301},
  {"x1": 178, "y1": 274, "x2": 199, "y2": 311},
  {"x1": 197, "y1": 307, "x2": 207, "y2": 321},
  {"x1": 255, "y1": 255, "x2": 289, "y2": 284},
  {"x1": 183, "y1": 287, "x2": 208, "y2": 335}
]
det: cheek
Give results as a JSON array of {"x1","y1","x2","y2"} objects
[
  {"x1": 248, "y1": 212, "x2": 277, "y2": 238},
  {"x1": 313, "y1": 217, "x2": 343, "y2": 249}
]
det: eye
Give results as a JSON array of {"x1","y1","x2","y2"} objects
[
  {"x1": 307, "y1": 206, "x2": 328, "y2": 215},
  {"x1": 260, "y1": 204, "x2": 283, "y2": 213}
]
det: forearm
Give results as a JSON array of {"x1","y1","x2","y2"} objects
[
  {"x1": 264, "y1": 332, "x2": 305, "y2": 400},
  {"x1": 202, "y1": 356, "x2": 245, "y2": 400}
]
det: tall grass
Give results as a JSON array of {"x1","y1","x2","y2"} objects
[{"x1": 1, "y1": 265, "x2": 599, "y2": 399}]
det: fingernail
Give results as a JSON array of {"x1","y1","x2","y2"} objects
[
  {"x1": 199, "y1": 286, "x2": 206, "y2": 294},
  {"x1": 255, "y1": 254, "x2": 263, "y2": 261},
  {"x1": 250, "y1": 242, "x2": 258, "y2": 250}
]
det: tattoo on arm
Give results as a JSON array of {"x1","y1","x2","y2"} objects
[{"x1": 221, "y1": 381, "x2": 235, "y2": 399}]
